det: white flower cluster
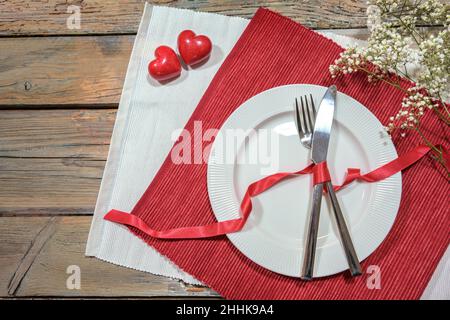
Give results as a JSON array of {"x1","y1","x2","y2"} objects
[
  {"x1": 369, "y1": 0, "x2": 400, "y2": 15},
  {"x1": 331, "y1": 0, "x2": 449, "y2": 136},
  {"x1": 369, "y1": 0, "x2": 448, "y2": 25},
  {"x1": 365, "y1": 24, "x2": 415, "y2": 73},
  {"x1": 416, "y1": 0, "x2": 448, "y2": 24},
  {"x1": 329, "y1": 23, "x2": 416, "y2": 79},
  {"x1": 329, "y1": 47, "x2": 366, "y2": 77},
  {"x1": 386, "y1": 87, "x2": 435, "y2": 133},
  {"x1": 417, "y1": 29, "x2": 449, "y2": 100}
]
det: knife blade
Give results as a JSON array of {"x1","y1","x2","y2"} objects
[{"x1": 311, "y1": 85, "x2": 336, "y2": 164}]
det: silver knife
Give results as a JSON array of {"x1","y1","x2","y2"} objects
[{"x1": 301, "y1": 85, "x2": 362, "y2": 280}]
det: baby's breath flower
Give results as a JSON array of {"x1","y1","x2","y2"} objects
[
  {"x1": 387, "y1": 87, "x2": 436, "y2": 133},
  {"x1": 329, "y1": 47, "x2": 367, "y2": 78},
  {"x1": 365, "y1": 24, "x2": 414, "y2": 72},
  {"x1": 333, "y1": 0, "x2": 449, "y2": 175},
  {"x1": 331, "y1": 0, "x2": 449, "y2": 114},
  {"x1": 416, "y1": 29, "x2": 449, "y2": 100}
]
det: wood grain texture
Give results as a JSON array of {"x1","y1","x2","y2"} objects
[
  {"x1": 0, "y1": 35, "x2": 133, "y2": 107},
  {"x1": 0, "y1": 30, "x2": 372, "y2": 107},
  {"x1": 0, "y1": 0, "x2": 369, "y2": 36},
  {"x1": 7, "y1": 217, "x2": 58, "y2": 295},
  {"x1": 0, "y1": 216, "x2": 216, "y2": 297},
  {"x1": 0, "y1": 109, "x2": 115, "y2": 215}
]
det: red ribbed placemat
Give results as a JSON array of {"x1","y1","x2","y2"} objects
[{"x1": 127, "y1": 8, "x2": 449, "y2": 299}]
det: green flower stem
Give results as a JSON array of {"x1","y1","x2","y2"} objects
[
  {"x1": 356, "y1": 66, "x2": 409, "y2": 93},
  {"x1": 436, "y1": 93, "x2": 450, "y2": 119},
  {"x1": 414, "y1": 126, "x2": 449, "y2": 177},
  {"x1": 432, "y1": 107, "x2": 450, "y2": 126},
  {"x1": 356, "y1": 66, "x2": 450, "y2": 126}
]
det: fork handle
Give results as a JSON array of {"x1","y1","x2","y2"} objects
[
  {"x1": 301, "y1": 183, "x2": 323, "y2": 280},
  {"x1": 325, "y1": 181, "x2": 362, "y2": 276}
]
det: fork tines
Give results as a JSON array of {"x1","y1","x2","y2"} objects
[
  {"x1": 299, "y1": 94, "x2": 316, "y2": 133},
  {"x1": 294, "y1": 94, "x2": 316, "y2": 144}
]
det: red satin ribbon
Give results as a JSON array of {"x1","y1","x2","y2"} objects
[
  {"x1": 312, "y1": 161, "x2": 331, "y2": 185},
  {"x1": 104, "y1": 145, "x2": 433, "y2": 239}
]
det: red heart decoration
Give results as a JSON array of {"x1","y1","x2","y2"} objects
[
  {"x1": 178, "y1": 30, "x2": 212, "y2": 66},
  {"x1": 148, "y1": 46, "x2": 181, "y2": 81}
]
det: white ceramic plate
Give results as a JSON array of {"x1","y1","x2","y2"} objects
[{"x1": 207, "y1": 84, "x2": 402, "y2": 278}]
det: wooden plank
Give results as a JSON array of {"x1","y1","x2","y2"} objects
[
  {"x1": 0, "y1": 29, "x2": 371, "y2": 107},
  {"x1": 0, "y1": 109, "x2": 114, "y2": 158},
  {"x1": 0, "y1": 216, "x2": 216, "y2": 297},
  {"x1": 0, "y1": 36, "x2": 133, "y2": 107},
  {"x1": 0, "y1": 109, "x2": 115, "y2": 215},
  {"x1": 0, "y1": 0, "x2": 369, "y2": 36}
]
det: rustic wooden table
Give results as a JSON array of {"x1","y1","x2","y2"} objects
[{"x1": 0, "y1": 0, "x2": 372, "y2": 299}]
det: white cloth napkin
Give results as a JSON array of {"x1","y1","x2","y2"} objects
[{"x1": 86, "y1": 3, "x2": 448, "y2": 298}]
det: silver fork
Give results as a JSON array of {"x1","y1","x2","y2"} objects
[{"x1": 294, "y1": 94, "x2": 362, "y2": 278}]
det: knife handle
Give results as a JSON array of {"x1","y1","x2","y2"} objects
[
  {"x1": 301, "y1": 183, "x2": 323, "y2": 280},
  {"x1": 325, "y1": 181, "x2": 362, "y2": 276}
]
